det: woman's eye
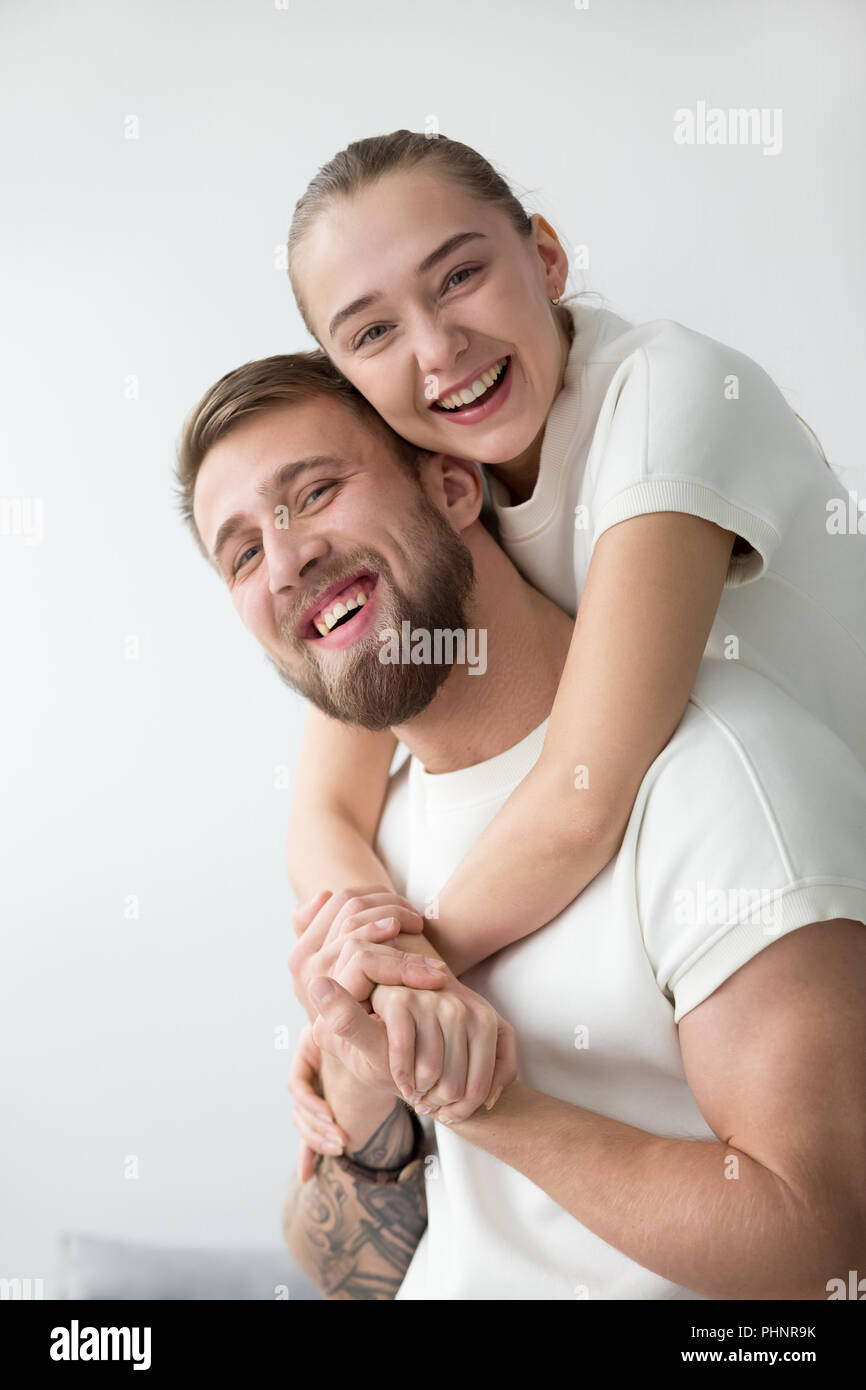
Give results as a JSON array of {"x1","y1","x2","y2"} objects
[
  {"x1": 444, "y1": 265, "x2": 479, "y2": 292},
  {"x1": 356, "y1": 324, "x2": 390, "y2": 348}
]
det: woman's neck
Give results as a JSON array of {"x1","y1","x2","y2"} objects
[{"x1": 484, "y1": 310, "x2": 573, "y2": 506}]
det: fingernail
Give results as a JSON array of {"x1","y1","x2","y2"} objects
[
  {"x1": 324, "y1": 1141, "x2": 343, "y2": 1155},
  {"x1": 309, "y1": 977, "x2": 337, "y2": 1005},
  {"x1": 437, "y1": 1114, "x2": 454, "y2": 1125},
  {"x1": 414, "y1": 1104, "x2": 432, "y2": 1116},
  {"x1": 423, "y1": 957, "x2": 448, "y2": 971},
  {"x1": 484, "y1": 1086, "x2": 503, "y2": 1111}
]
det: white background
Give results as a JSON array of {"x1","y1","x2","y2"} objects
[{"x1": 1, "y1": 0, "x2": 863, "y2": 1291}]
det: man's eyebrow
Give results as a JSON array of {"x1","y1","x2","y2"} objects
[
  {"x1": 327, "y1": 232, "x2": 487, "y2": 341},
  {"x1": 210, "y1": 454, "x2": 345, "y2": 568}
]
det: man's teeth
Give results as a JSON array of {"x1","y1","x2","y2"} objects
[
  {"x1": 436, "y1": 358, "x2": 507, "y2": 410},
  {"x1": 314, "y1": 589, "x2": 368, "y2": 637}
]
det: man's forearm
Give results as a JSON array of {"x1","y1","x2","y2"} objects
[
  {"x1": 318, "y1": 1050, "x2": 413, "y2": 1157},
  {"x1": 451, "y1": 1081, "x2": 858, "y2": 1299},
  {"x1": 282, "y1": 1056, "x2": 426, "y2": 1299}
]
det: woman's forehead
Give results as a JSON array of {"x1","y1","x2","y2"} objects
[{"x1": 296, "y1": 170, "x2": 508, "y2": 328}]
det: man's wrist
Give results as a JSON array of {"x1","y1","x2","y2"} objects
[
  {"x1": 335, "y1": 1106, "x2": 425, "y2": 1184},
  {"x1": 320, "y1": 1049, "x2": 405, "y2": 1156}
]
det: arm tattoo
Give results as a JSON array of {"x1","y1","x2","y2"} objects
[
  {"x1": 283, "y1": 1103, "x2": 427, "y2": 1300},
  {"x1": 350, "y1": 1104, "x2": 417, "y2": 1168}
]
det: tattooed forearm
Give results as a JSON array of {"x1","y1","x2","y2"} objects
[
  {"x1": 283, "y1": 1103, "x2": 427, "y2": 1300},
  {"x1": 350, "y1": 1103, "x2": 417, "y2": 1169}
]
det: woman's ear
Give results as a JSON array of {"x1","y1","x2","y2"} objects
[
  {"x1": 419, "y1": 454, "x2": 484, "y2": 532},
  {"x1": 530, "y1": 214, "x2": 569, "y2": 301}
]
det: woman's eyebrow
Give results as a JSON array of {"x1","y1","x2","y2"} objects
[
  {"x1": 415, "y1": 230, "x2": 487, "y2": 276},
  {"x1": 329, "y1": 294, "x2": 380, "y2": 340},
  {"x1": 327, "y1": 231, "x2": 488, "y2": 340}
]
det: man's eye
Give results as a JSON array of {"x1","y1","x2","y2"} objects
[
  {"x1": 302, "y1": 483, "x2": 333, "y2": 507},
  {"x1": 354, "y1": 324, "x2": 390, "y2": 349},
  {"x1": 232, "y1": 544, "x2": 260, "y2": 576}
]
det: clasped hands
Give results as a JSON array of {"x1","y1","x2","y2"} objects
[{"x1": 286, "y1": 884, "x2": 517, "y2": 1180}]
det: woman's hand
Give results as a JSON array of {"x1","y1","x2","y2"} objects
[
  {"x1": 288, "y1": 973, "x2": 518, "y2": 1172},
  {"x1": 373, "y1": 971, "x2": 518, "y2": 1123},
  {"x1": 288, "y1": 885, "x2": 444, "y2": 1023},
  {"x1": 286, "y1": 885, "x2": 449, "y2": 1169}
]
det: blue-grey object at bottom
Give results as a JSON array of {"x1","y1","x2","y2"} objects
[{"x1": 56, "y1": 1232, "x2": 322, "y2": 1301}]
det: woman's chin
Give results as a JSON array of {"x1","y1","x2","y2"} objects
[{"x1": 469, "y1": 418, "x2": 544, "y2": 470}]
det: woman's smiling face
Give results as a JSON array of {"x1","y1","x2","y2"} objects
[{"x1": 293, "y1": 169, "x2": 569, "y2": 470}]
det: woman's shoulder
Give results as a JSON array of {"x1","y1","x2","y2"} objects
[{"x1": 574, "y1": 302, "x2": 775, "y2": 393}]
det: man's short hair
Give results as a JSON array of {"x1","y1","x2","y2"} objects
[{"x1": 174, "y1": 350, "x2": 500, "y2": 562}]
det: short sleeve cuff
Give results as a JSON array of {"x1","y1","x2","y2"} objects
[
  {"x1": 593, "y1": 477, "x2": 781, "y2": 586},
  {"x1": 670, "y1": 881, "x2": 866, "y2": 1023}
]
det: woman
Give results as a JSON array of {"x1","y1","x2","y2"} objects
[{"x1": 280, "y1": 129, "x2": 866, "y2": 1144}]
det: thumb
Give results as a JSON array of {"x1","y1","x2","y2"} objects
[{"x1": 309, "y1": 975, "x2": 387, "y2": 1059}]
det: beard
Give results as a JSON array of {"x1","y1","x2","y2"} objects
[{"x1": 265, "y1": 489, "x2": 476, "y2": 729}]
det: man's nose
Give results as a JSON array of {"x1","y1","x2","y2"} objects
[{"x1": 265, "y1": 526, "x2": 330, "y2": 595}]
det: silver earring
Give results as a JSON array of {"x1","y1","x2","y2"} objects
[{"x1": 550, "y1": 293, "x2": 561, "y2": 306}]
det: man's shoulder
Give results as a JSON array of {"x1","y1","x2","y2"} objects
[
  {"x1": 631, "y1": 659, "x2": 866, "y2": 1021},
  {"x1": 636, "y1": 659, "x2": 866, "y2": 870}
]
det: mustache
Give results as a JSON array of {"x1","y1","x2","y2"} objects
[{"x1": 277, "y1": 549, "x2": 388, "y2": 643}]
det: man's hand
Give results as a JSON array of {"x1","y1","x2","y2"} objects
[
  {"x1": 287, "y1": 884, "x2": 517, "y2": 1151},
  {"x1": 307, "y1": 974, "x2": 417, "y2": 1096},
  {"x1": 287, "y1": 1023, "x2": 349, "y2": 1182},
  {"x1": 286, "y1": 885, "x2": 448, "y2": 1171}
]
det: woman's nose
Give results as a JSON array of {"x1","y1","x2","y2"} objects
[{"x1": 411, "y1": 316, "x2": 469, "y2": 380}]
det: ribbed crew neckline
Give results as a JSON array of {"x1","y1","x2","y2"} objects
[{"x1": 411, "y1": 719, "x2": 549, "y2": 812}]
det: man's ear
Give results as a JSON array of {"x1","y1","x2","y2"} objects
[{"x1": 418, "y1": 454, "x2": 484, "y2": 532}]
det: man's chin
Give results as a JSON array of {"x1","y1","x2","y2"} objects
[{"x1": 264, "y1": 640, "x2": 449, "y2": 730}]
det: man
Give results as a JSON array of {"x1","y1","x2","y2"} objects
[{"x1": 178, "y1": 351, "x2": 866, "y2": 1300}]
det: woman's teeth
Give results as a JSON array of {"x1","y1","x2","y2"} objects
[
  {"x1": 436, "y1": 357, "x2": 508, "y2": 411},
  {"x1": 314, "y1": 589, "x2": 368, "y2": 637}
]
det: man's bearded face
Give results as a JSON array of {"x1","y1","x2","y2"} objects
[{"x1": 267, "y1": 487, "x2": 475, "y2": 729}]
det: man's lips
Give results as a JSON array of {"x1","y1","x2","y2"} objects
[
  {"x1": 300, "y1": 576, "x2": 382, "y2": 651},
  {"x1": 295, "y1": 570, "x2": 378, "y2": 641}
]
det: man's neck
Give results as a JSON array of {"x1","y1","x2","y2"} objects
[{"x1": 390, "y1": 531, "x2": 574, "y2": 774}]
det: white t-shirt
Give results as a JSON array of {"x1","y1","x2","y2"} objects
[
  {"x1": 486, "y1": 303, "x2": 866, "y2": 768},
  {"x1": 373, "y1": 659, "x2": 866, "y2": 1301}
]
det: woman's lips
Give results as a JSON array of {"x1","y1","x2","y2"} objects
[{"x1": 431, "y1": 355, "x2": 512, "y2": 426}]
